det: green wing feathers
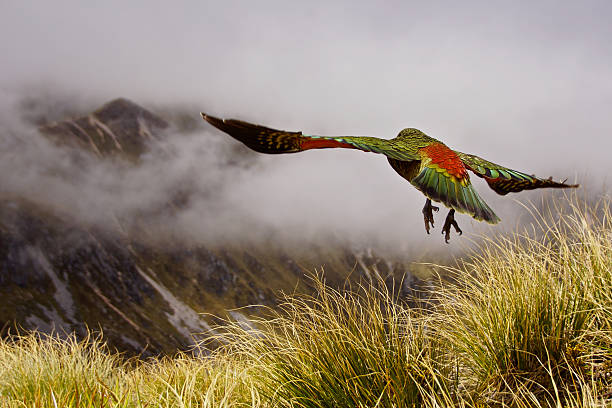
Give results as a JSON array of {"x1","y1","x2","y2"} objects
[
  {"x1": 410, "y1": 166, "x2": 500, "y2": 224},
  {"x1": 201, "y1": 113, "x2": 419, "y2": 160},
  {"x1": 306, "y1": 136, "x2": 419, "y2": 160},
  {"x1": 456, "y1": 152, "x2": 579, "y2": 195}
]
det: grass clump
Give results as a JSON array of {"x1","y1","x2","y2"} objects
[
  {"x1": 0, "y1": 331, "x2": 259, "y2": 407},
  {"x1": 0, "y1": 195, "x2": 611, "y2": 407},
  {"x1": 128, "y1": 353, "x2": 259, "y2": 407},
  {"x1": 436, "y1": 197, "x2": 612, "y2": 405},
  {"x1": 212, "y1": 277, "x2": 454, "y2": 407},
  {"x1": 0, "y1": 331, "x2": 129, "y2": 407}
]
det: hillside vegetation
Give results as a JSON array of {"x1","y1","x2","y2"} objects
[{"x1": 1, "y1": 196, "x2": 611, "y2": 407}]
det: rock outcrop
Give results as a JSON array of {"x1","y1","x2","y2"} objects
[{"x1": 39, "y1": 98, "x2": 168, "y2": 160}]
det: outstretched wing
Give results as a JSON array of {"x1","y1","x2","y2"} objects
[
  {"x1": 456, "y1": 152, "x2": 579, "y2": 195},
  {"x1": 201, "y1": 113, "x2": 419, "y2": 161}
]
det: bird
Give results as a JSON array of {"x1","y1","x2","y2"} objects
[{"x1": 201, "y1": 113, "x2": 579, "y2": 242}]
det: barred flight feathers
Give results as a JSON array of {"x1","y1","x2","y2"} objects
[
  {"x1": 201, "y1": 113, "x2": 304, "y2": 153},
  {"x1": 456, "y1": 152, "x2": 579, "y2": 195}
]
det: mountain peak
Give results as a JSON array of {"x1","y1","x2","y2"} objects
[
  {"x1": 40, "y1": 98, "x2": 169, "y2": 160},
  {"x1": 93, "y1": 98, "x2": 167, "y2": 128}
]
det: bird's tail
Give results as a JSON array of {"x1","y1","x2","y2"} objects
[{"x1": 411, "y1": 166, "x2": 500, "y2": 224}]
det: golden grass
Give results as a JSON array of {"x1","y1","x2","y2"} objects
[
  {"x1": 209, "y1": 276, "x2": 454, "y2": 407},
  {"x1": 0, "y1": 195, "x2": 611, "y2": 407},
  {"x1": 435, "y1": 196, "x2": 612, "y2": 406},
  {"x1": 0, "y1": 332, "x2": 130, "y2": 407}
]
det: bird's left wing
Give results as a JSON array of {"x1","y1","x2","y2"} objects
[
  {"x1": 201, "y1": 113, "x2": 419, "y2": 161},
  {"x1": 456, "y1": 152, "x2": 579, "y2": 195}
]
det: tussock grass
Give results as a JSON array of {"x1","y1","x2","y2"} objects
[
  {"x1": 211, "y1": 276, "x2": 454, "y2": 407},
  {"x1": 0, "y1": 332, "x2": 129, "y2": 407},
  {"x1": 435, "y1": 197, "x2": 612, "y2": 405},
  {"x1": 1, "y1": 195, "x2": 611, "y2": 407},
  {"x1": 0, "y1": 332, "x2": 258, "y2": 407},
  {"x1": 127, "y1": 353, "x2": 258, "y2": 407}
]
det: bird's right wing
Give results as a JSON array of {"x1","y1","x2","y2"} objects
[
  {"x1": 201, "y1": 113, "x2": 419, "y2": 161},
  {"x1": 456, "y1": 152, "x2": 579, "y2": 195}
]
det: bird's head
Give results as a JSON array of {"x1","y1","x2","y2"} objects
[{"x1": 397, "y1": 128, "x2": 427, "y2": 138}]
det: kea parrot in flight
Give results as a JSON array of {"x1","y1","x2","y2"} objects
[{"x1": 201, "y1": 113, "x2": 578, "y2": 242}]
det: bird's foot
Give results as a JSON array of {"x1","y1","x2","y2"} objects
[
  {"x1": 422, "y1": 199, "x2": 439, "y2": 234},
  {"x1": 442, "y1": 209, "x2": 462, "y2": 243}
]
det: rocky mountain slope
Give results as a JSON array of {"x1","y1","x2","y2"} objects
[{"x1": 0, "y1": 99, "x2": 420, "y2": 356}]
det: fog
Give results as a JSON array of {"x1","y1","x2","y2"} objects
[{"x1": 1, "y1": 1, "x2": 611, "y2": 252}]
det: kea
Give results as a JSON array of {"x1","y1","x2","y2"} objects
[{"x1": 202, "y1": 113, "x2": 578, "y2": 242}]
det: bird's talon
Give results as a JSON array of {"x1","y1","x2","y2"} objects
[
  {"x1": 442, "y1": 209, "x2": 461, "y2": 243},
  {"x1": 422, "y1": 199, "x2": 438, "y2": 234}
]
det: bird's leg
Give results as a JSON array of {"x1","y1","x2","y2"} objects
[
  {"x1": 422, "y1": 199, "x2": 439, "y2": 234},
  {"x1": 442, "y1": 209, "x2": 462, "y2": 243}
]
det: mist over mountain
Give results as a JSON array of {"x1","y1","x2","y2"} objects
[{"x1": 2, "y1": 89, "x2": 497, "y2": 252}]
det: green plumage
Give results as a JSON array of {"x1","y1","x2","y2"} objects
[
  {"x1": 410, "y1": 167, "x2": 499, "y2": 222},
  {"x1": 202, "y1": 113, "x2": 578, "y2": 239}
]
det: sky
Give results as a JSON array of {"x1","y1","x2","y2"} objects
[{"x1": 1, "y1": 1, "x2": 611, "y2": 253}]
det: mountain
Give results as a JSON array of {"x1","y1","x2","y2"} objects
[
  {"x1": 39, "y1": 98, "x2": 168, "y2": 160},
  {"x1": 0, "y1": 98, "x2": 420, "y2": 356}
]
